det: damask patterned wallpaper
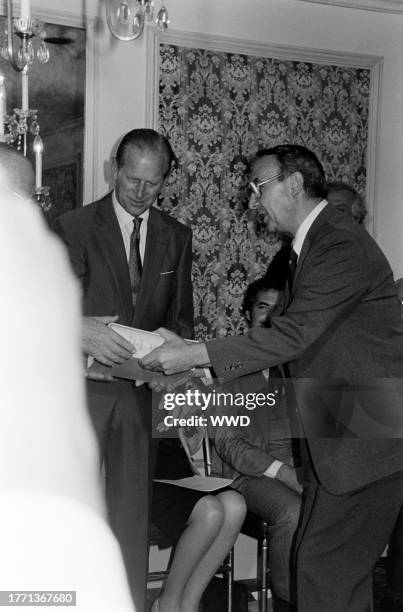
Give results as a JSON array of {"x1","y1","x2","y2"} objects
[{"x1": 157, "y1": 44, "x2": 370, "y2": 340}]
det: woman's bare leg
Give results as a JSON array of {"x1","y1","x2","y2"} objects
[
  {"x1": 180, "y1": 491, "x2": 246, "y2": 612},
  {"x1": 158, "y1": 495, "x2": 225, "y2": 612}
]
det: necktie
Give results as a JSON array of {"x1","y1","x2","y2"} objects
[
  {"x1": 287, "y1": 248, "x2": 298, "y2": 298},
  {"x1": 129, "y1": 217, "x2": 142, "y2": 309}
]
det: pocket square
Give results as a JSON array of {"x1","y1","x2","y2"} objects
[{"x1": 160, "y1": 270, "x2": 174, "y2": 275}]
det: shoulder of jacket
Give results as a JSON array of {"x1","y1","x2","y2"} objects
[{"x1": 57, "y1": 196, "x2": 108, "y2": 226}]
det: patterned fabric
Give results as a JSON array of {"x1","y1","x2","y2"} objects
[
  {"x1": 157, "y1": 44, "x2": 370, "y2": 340},
  {"x1": 129, "y1": 217, "x2": 142, "y2": 309}
]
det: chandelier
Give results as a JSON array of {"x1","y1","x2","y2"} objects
[
  {"x1": 0, "y1": 0, "x2": 51, "y2": 211},
  {"x1": 106, "y1": 0, "x2": 169, "y2": 41}
]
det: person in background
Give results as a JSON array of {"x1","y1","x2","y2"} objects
[
  {"x1": 210, "y1": 275, "x2": 302, "y2": 612},
  {"x1": 52, "y1": 129, "x2": 194, "y2": 611},
  {"x1": 326, "y1": 181, "x2": 367, "y2": 225},
  {"x1": 0, "y1": 150, "x2": 134, "y2": 611}
]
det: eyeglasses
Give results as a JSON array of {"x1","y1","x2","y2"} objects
[{"x1": 249, "y1": 172, "x2": 282, "y2": 197}]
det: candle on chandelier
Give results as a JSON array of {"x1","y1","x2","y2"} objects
[
  {"x1": 0, "y1": 75, "x2": 6, "y2": 137},
  {"x1": 21, "y1": 67, "x2": 29, "y2": 111},
  {"x1": 33, "y1": 135, "x2": 43, "y2": 189},
  {"x1": 20, "y1": 0, "x2": 31, "y2": 20}
]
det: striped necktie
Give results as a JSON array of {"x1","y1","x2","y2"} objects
[{"x1": 129, "y1": 216, "x2": 142, "y2": 309}]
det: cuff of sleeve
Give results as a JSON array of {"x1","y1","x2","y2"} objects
[
  {"x1": 201, "y1": 368, "x2": 214, "y2": 385},
  {"x1": 264, "y1": 460, "x2": 284, "y2": 479}
]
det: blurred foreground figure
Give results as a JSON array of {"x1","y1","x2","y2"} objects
[{"x1": 0, "y1": 161, "x2": 135, "y2": 611}]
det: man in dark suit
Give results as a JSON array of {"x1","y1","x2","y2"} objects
[
  {"x1": 53, "y1": 129, "x2": 193, "y2": 611},
  {"x1": 141, "y1": 144, "x2": 403, "y2": 612}
]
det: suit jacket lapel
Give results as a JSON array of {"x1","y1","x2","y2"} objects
[
  {"x1": 294, "y1": 237, "x2": 310, "y2": 289},
  {"x1": 133, "y1": 207, "x2": 169, "y2": 326},
  {"x1": 293, "y1": 204, "x2": 335, "y2": 290},
  {"x1": 93, "y1": 194, "x2": 133, "y2": 323}
]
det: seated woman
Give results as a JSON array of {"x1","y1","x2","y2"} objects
[{"x1": 151, "y1": 435, "x2": 246, "y2": 612}]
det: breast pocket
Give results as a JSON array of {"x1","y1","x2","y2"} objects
[
  {"x1": 156, "y1": 270, "x2": 176, "y2": 302},
  {"x1": 159, "y1": 270, "x2": 175, "y2": 277}
]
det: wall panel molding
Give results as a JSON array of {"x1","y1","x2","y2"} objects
[
  {"x1": 147, "y1": 30, "x2": 382, "y2": 337},
  {"x1": 0, "y1": 3, "x2": 96, "y2": 205},
  {"x1": 296, "y1": 0, "x2": 403, "y2": 15},
  {"x1": 147, "y1": 29, "x2": 382, "y2": 237}
]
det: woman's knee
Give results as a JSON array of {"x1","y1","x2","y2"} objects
[
  {"x1": 189, "y1": 495, "x2": 225, "y2": 530},
  {"x1": 218, "y1": 490, "x2": 247, "y2": 526}
]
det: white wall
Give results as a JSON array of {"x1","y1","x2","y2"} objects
[{"x1": 27, "y1": 0, "x2": 403, "y2": 275}]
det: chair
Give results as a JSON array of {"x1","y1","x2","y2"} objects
[
  {"x1": 241, "y1": 514, "x2": 270, "y2": 612},
  {"x1": 148, "y1": 434, "x2": 234, "y2": 612}
]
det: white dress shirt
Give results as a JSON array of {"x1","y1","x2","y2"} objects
[
  {"x1": 112, "y1": 190, "x2": 150, "y2": 263},
  {"x1": 292, "y1": 199, "x2": 328, "y2": 258}
]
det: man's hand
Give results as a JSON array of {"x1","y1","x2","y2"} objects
[
  {"x1": 85, "y1": 368, "x2": 116, "y2": 383},
  {"x1": 83, "y1": 315, "x2": 134, "y2": 366},
  {"x1": 148, "y1": 369, "x2": 196, "y2": 393},
  {"x1": 275, "y1": 464, "x2": 303, "y2": 495},
  {"x1": 140, "y1": 328, "x2": 210, "y2": 375}
]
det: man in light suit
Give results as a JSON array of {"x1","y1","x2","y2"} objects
[
  {"x1": 141, "y1": 144, "x2": 403, "y2": 612},
  {"x1": 53, "y1": 129, "x2": 193, "y2": 611}
]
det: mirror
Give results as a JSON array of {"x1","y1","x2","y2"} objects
[{"x1": 0, "y1": 19, "x2": 85, "y2": 223}]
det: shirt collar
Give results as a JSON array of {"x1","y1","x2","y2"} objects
[
  {"x1": 292, "y1": 199, "x2": 327, "y2": 257},
  {"x1": 112, "y1": 190, "x2": 150, "y2": 229}
]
